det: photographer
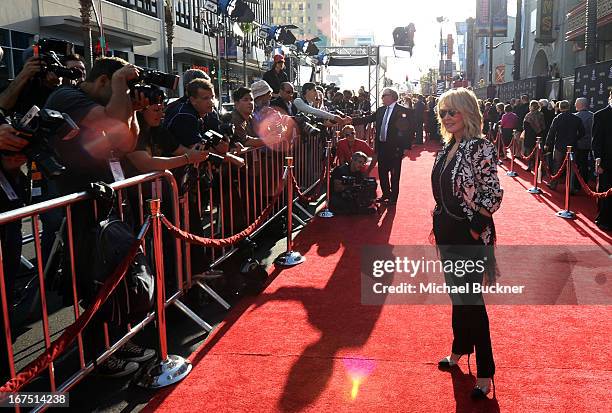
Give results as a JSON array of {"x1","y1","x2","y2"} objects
[
  {"x1": 164, "y1": 78, "x2": 229, "y2": 154},
  {"x1": 329, "y1": 151, "x2": 377, "y2": 215},
  {"x1": 293, "y1": 82, "x2": 351, "y2": 125},
  {"x1": 0, "y1": 121, "x2": 28, "y2": 383},
  {"x1": 61, "y1": 54, "x2": 86, "y2": 85},
  {"x1": 335, "y1": 125, "x2": 375, "y2": 173},
  {"x1": 125, "y1": 97, "x2": 209, "y2": 175},
  {"x1": 230, "y1": 87, "x2": 265, "y2": 149},
  {"x1": 44, "y1": 57, "x2": 156, "y2": 378},
  {"x1": 166, "y1": 69, "x2": 221, "y2": 134}
]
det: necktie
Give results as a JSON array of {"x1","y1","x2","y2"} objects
[{"x1": 380, "y1": 105, "x2": 391, "y2": 142}]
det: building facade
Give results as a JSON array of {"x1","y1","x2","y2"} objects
[
  {"x1": 340, "y1": 34, "x2": 374, "y2": 47},
  {"x1": 269, "y1": 0, "x2": 341, "y2": 46},
  {"x1": 0, "y1": 0, "x2": 272, "y2": 100}
]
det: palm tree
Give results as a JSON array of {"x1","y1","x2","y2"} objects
[
  {"x1": 79, "y1": 0, "x2": 93, "y2": 70},
  {"x1": 164, "y1": 0, "x2": 175, "y2": 75}
]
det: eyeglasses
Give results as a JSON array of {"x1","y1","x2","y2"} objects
[
  {"x1": 382, "y1": 94, "x2": 391, "y2": 98},
  {"x1": 439, "y1": 109, "x2": 459, "y2": 118},
  {"x1": 344, "y1": 132, "x2": 355, "y2": 136}
]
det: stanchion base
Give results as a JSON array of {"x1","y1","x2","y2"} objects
[
  {"x1": 556, "y1": 210, "x2": 576, "y2": 220},
  {"x1": 319, "y1": 209, "x2": 334, "y2": 218},
  {"x1": 275, "y1": 251, "x2": 305, "y2": 267},
  {"x1": 136, "y1": 355, "x2": 192, "y2": 389},
  {"x1": 527, "y1": 187, "x2": 543, "y2": 194},
  {"x1": 506, "y1": 171, "x2": 518, "y2": 177}
]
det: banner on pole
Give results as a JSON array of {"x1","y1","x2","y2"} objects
[{"x1": 475, "y1": 0, "x2": 508, "y2": 38}]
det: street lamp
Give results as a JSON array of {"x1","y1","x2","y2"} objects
[{"x1": 487, "y1": 40, "x2": 515, "y2": 87}]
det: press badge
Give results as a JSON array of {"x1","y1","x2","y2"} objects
[
  {"x1": 0, "y1": 170, "x2": 19, "y2": 201},
  {"x1": 108, "y1": 157, "x2": 125, "y2": 182}
]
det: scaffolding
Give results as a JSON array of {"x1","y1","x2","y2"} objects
[{"x1": 318, "y1": 46, "x2": 386, "y2": 111}]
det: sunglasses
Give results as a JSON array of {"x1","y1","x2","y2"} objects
[
  {"x1": 439, "y1": 109, "x2": 459, "y2": 118},
  {"x1": 344, "y1": 132, "x2": 355, "y2": 136}
]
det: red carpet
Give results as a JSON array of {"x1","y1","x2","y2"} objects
[{"x1": 145, "y1": 142, "x2": 612, "y2": 413}]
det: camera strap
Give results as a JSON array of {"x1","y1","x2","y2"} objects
[
  {"x1": 108, "y1": 156, "x2": 125, "y2": 182},
  {"x1": 0, "y1": 170, "x2": 19, "y2": 201}
]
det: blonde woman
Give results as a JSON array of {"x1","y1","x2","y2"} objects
[{"x1": 431, "y1": 88, "x2": 503, "y2": 399}]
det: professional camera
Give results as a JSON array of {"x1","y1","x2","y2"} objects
[
  {"x1": 8, "y1": 105, "x2": 79, "y2": 179},
  {"x1": 293, "y1": 113, "x2": 323, "y2": 138},
  {"x1": 341, "y1": 175, "x2": 378, "y2": 209},
  {"x1": 33, "y1": 38, "x2": 82, "y2": 80},
  {"x1": 129, "y1": 68, "x2": 179, "y2": 101}
]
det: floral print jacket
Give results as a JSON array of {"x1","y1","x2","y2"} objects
[{"x1": 433, "y1": 137, "x2": 504, "y2": 245}]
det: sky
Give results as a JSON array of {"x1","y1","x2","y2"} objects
[{"x1": 322, "y1": 0, "x2": 517, "y2": 90}]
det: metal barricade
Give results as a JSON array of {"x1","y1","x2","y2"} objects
[{"x1": 0, "y1": 171, "x2": 191, "y2": 411}]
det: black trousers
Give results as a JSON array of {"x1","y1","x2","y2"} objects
[
  {"x1": 0, "y1": 221, "x2": 21, "y2": 383},
  {"x1": 433, "y1": 211, "x2": 495, "y2": 378},
  {"x1": 414, "y1": 120, "x2": 424, "y2": 144},
  {"x1": 596, "y1": 169, "x2": 612, "y2": 226},
  {"x1": 378, "y1": 155, "x2": 403, "y2": 201}
]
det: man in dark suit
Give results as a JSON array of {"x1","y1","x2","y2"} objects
[
  {"x1": 353, "y1": 87, "x2": 415, "y2": 204},
  {"x1": 544, "y1": 100, "x2": 585, "y2": 190},
  {"x1": 592, "y1": 90, "x2": 612, "y2": 231},
  {"x1": 414, "y1": 94, "x2": 426, "y2": 144}
]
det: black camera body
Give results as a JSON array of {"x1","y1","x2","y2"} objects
[
  {"x1": 341, "y1": 175, "x2": 377, "y2": 208},
  {"x1": 34, "y1": 38, "x2": 82, "y2": 80},
  {"x1": 8, "y1": 105, "x2": 79, "y2": 179},
  {"x1": 293, "y1": 113, "x2": 324, "y2": 139},
  {"x1": 129, "y1": 68, "x2": 179, "y2": 103}
]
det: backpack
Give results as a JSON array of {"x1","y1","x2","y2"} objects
[{"x1": 91, "y1": 216, "x2": 155, "y2": 326}]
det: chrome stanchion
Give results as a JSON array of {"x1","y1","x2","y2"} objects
[
  {"x1": 556, "y1": 146, "x2": 576, "y2": 219},
  {"x1": 275, "y1": 157, "x2": 305, "y2": 266},
  {"x1": 507, "y1": 129, "x2": 518, "y2": 177},
  {"x1": 595, "y1": 157, "x2": 601, "y2": 193},
  {"x1": 528, "y1": 137, "x2": 543, "y2": 194},
  {"x1": 496, "y1": 127, "x2": 503, "y2": 165},
  {"x1": 319, "y1": 140, "x2": 334, "y2": 218},
  {"x1": 138, "y1": 199, "x2": 192, "y2": 388}
]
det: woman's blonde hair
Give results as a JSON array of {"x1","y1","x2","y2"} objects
[{"x1": 437, "y1": 88, "x2": 483, "y2": 143}]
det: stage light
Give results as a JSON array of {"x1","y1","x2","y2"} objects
[
  {"x1": 393, "y1": 23, "x2": 416, "y2": 56},
  {"x1": 219, "y1": 0, "x2": 257, "y2": 23},
  {"x1": 267, "y1": 25, "x2": 298, "y2": 45},
  {"x1": 295, "y1": 37, "x2": 321, "y2": 56}
]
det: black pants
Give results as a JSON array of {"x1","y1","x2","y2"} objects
[
  {"x1": 0, "y1": 221, "x2": 22, "y2": 383},
  {"x1": 596, "y1": 169, "x2": 612, "y2": 227},
  {"x1": 414, "y1": 120, "x2": 424, "y2": 144},
  {"x1": 378, "y1": 156, "x2": 403, "y2": 201},
  {"x1": 433, "y1": 211, "x2": 495, "y2": 378}
]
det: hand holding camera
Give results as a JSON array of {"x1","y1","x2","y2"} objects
[{"x1": 0, "y1": 124, "x2": 28, "y2": 152}]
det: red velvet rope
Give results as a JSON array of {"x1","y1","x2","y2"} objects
[
  {"x1": 292, "y1": 164, "x2": 327, "y2": 203},
  {"x1": 518, "y1": 143, "x2": 539, "y2": 162},
  {"x1": 570, "y1": 160, "x2": 612, "y2": 199},
  {"x1": 161, "y1": 175, "x2": 287, "y2": 248},
  {"x1": 543, "y1": 153, "x2": 568, "y2": 183},
  {"x1": 0, "y1": 238, "x2": 144, "y2": 393}
]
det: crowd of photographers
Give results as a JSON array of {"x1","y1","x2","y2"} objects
[{"x1": 0, "y1": 41, "x2": 383, "y2": 381}]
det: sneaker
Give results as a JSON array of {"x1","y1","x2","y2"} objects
[
  {"x1": 96, "y1": 355, "x2": 139, "y2": 378},
  {"x1": 115, "y1": 340, "x2": 156, "y2": 363}
]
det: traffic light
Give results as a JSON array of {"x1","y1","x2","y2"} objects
[
  {"x1": 393, "y1": 23, "x2": 415, "y2": 56},
  {"x1": 219, "y1": 0, "x2": 255, "y2": 23}
]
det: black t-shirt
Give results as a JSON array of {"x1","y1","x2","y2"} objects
[
  {"x1": 122, "y1": 126, "x2": 181, "y2": 178},
  {"x1": 164, "y1": 99, "x2": 204, "y2": 147},
  {"x1": 44, "y1": 85, "x2": 113, "y2": 195}
]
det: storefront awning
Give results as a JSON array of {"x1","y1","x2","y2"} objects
[{"x1": 40, "y1": 15, "x2": 155, "y2": 46}]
